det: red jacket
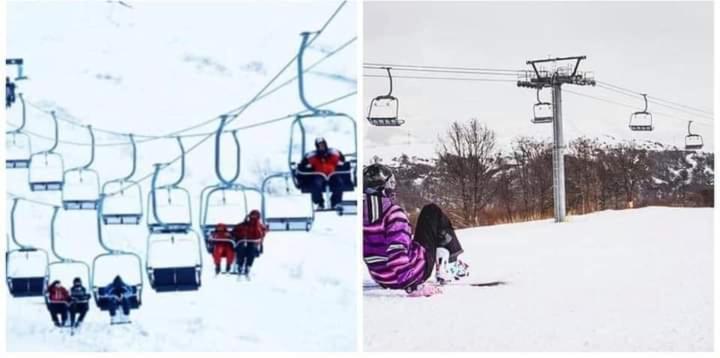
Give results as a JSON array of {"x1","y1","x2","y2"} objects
[
  {"x1": 232, "y1": 218, "x2": 267, "y2": 243},
  {"x1": 305, "y1": 149, "x2": 343, "y2": 176},
  {"x1": 212, "y1": 224, "x2": 233, "y2": 243},
  {"x1": 48, "y1": 284, "x2": 70, "y2": 302}
]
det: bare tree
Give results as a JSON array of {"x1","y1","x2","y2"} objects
[{"x1": 436, "y1": 119, "x2": 501, "y2": 226}]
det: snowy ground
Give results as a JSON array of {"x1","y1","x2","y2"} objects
[
  {"x1": 364, "y1": 207, "x2": 714, "y2": 351},
  {"x1": 8, "y1": 211, "x2": 357, "y2": 351}
]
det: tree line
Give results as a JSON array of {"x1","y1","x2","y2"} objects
[{"x1": 380, "y1": 118, "x2": 714, "y2": 228}]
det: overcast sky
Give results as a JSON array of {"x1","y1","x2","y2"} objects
[{"x1": 364, "y1": 1, "x2": 714, "y2": 160}]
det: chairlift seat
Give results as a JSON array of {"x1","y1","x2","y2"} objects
[
  {"x1": 266, "y1": 217, "x2": 313, "y2": 231},
  {"x1": 103, "y1": 214, "x2": 142, "y2": 225},
  {"x1": 6, "y1": 159, "x2": 30, "y2": 169},
  {"x1": 629, "y1": 124, "x2": 653, "y2": 131},
  {"x1": 367, "y1": 117, "x2": 405, "y2": 127},
  {"x1": 95, "y1": 285, "x2": 141, "y2": 311},
  {"x1": 148, "y1": 223, "x2": 192, "y2": 234},
  {"x1": 7, "y1": 276, "x2": 47, "y2": 297},
  {"x1": 30, "y1": 181, "x2": 64, "y2": 192},
  {"x1": 148, "y1": 266, "x2": 201, "y2": 292},
  {"x1": 63, "y1": 199, "x2": 99, "y2": 210}
]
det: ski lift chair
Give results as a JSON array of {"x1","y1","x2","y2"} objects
[
  {"x1": 199, "y1": 117, "x2": 262, "y2": 251},
  {"x1": 532, "y1": 88, "x2": 553, "y2": 124},
  {"x1": 290, "y1": 32, "x2": 359, "y2": 214},
  {"x1": 91, "y1": 203, "x2": 143, "y2": 310},
  {"x1": 367, "y1": 68, "x2": 405, "y2": 126},
  {"x1": 145, "y1": 161, "x2": 203, "y2": 292},
  {"x1": 28, "y1": 111, "x2": 64, "y2": 191},
  {"x1": 6, "y1": 93, "x2": 32, "y2": 168},
  {"x1": 5, "y1": 198, "x2": 50, "y2": 297},
  {"x1": 45, "y1": 206, "x2": 92, "y2": 305},
  {"x1": 629, "y1": 94, "x2": 654, "y2": 131},
  {"x1": 261, "y1": 172, "x2": 315, "y2": 231},
  {"x1": 146, "y1": 232, "x2": 202, "y2": 292},
  {"x1": 685, "y1": 121, "x2": 704, "y2": 150},
  {"x1": 101, "y1": 134, "x2": 143, "y2": 224},
  {"x1": 62, "y1": 126, "x2": 100, "y2": 210}
]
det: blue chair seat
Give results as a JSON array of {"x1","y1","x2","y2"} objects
[
  {"x1": 102, "y1": 214, "x2": 142, "y2": 225},
  {"x1": 6, "y1": 159, "x2": 30, "y2": 169},
  {"x1": 149, "y1": 266, "x2": 201, "y2": 292},
  {"x1": 63, "y1": 200, "x2": 99, "y2": 210},
  {"x1": 147, "y1": 223, "x2": 191, "y2": 234},
  {"x1": 7, "y1": 277, "x2": 46, "y2": 297},
  {"x1": 95, "y1": 285, "x2": 141, "y2": 311},
  {"x1": 30, "y1": 181, "x2": 63, "y2": 192},
  {"x1": 266, "y1": 217, "x2": 312, "y2": 231}
]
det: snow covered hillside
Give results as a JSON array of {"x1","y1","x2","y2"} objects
[
  {"x1": 8, "y1": 212, "x2": 356, "y2": 351},
  {"x1": 364, "y1": 207, "x2": 713, "y2": 351}
]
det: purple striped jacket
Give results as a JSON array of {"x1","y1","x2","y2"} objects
[{"x1": 363, "y1": 193, "x2": 427, "y2": 290}]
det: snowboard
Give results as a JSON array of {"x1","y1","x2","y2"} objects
[{"x1": 363, "y1": 280, "x2": 508, "y2": 290}]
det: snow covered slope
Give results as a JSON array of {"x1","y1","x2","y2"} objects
[
  {"x1": 364, "y1": 207, "x2": 713, "y2": 351},
  {"x1": 8, "y1": 211, "x2": 356, "y2": 351}
]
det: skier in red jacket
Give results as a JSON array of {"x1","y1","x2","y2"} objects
[
  {"x1": 46, "y1": 280, "x2": 71, "y2": 327},
  {"x1": 211, "y1": 223, "x2": 236, "y2": 274},
  {"x1": 232, "y1": 210, "x2": 268, "y2": 277},
  {"x1": 297, "y1": 137, "x2": 347, "y2": 210}
]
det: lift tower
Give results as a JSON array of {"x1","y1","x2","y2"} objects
[{"x1": 518, "y1": 56, "x2": 595, "y2": 222}]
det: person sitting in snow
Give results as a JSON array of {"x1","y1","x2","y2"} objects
[
  {"x1": 296, "y1": 137, "x2": 347, "y2": 210},
  {"x1": 104, "y1": 275, "x2": 132, "y2": 319},
  {"x1": 211, "y1": 223, "x2": 236, "y2": 274},
  {"x1": 69, "y1": 277, "x2": 91, "y2": 328},
  {"x1": 232, "y1": 209, "x2": 268, "y2": 276},
  {"x1": 46, "y1": 280, "x2": 71, "y2": 327},
  {"x1": 362, "y1": 163, "x2": 469, "y2": 297}
]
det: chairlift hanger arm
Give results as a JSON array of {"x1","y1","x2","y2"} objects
[
  {"x1": 383, "y1": 67, "x2": 394, "y2": 97},
  {"x1": 48, "y1": 111, "x2": 60, "y2": 153},
  {"x1": 80, "y1": 125, "x2": 95, "y2": 170},
  {"x1": 150, "y1": 163, "x2": 166, "y2": 227},
  {"x1": 9, "y1": 198, "x2": 26, "y2": 249},
  {"x1": 49, "y1": 206, "x2": 66, "y2": 261},
  {"x1": 169, "y1": 137, "x2": 186, "y2": 187},
  {"x1": 214, "y1": 116, "x2": 241, "y2": 186},
  {"x1": 297, "y1": 31, "x2": 335, "y2": 116},
  {"x1": 124, "y1": 133, "x2": 138, "y2": 181}
]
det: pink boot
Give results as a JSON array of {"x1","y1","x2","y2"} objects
[{"x1": 406, "y1": 283, "x2": 442, "y2": 297}]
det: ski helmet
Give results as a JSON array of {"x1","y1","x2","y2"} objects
[{"x1": 363, "y1": 163, "x2": 396, "y2": 194}]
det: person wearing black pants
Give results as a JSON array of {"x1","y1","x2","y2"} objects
[
  {"x1": 235, "y1": 242, "x2": 260, "y2": 274},
  {"x1": 412, "y1": 203, "x2": 466, "y2": 282},
  {"x1": 69, "y1": 277, "x2": 90, "y2": 328},
  {"x1": 48, "y1": 302, "x2": 69, "y2": 327},
  {"x1": 307, "y1": 175, "x2": 345, "y2": 209}
]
